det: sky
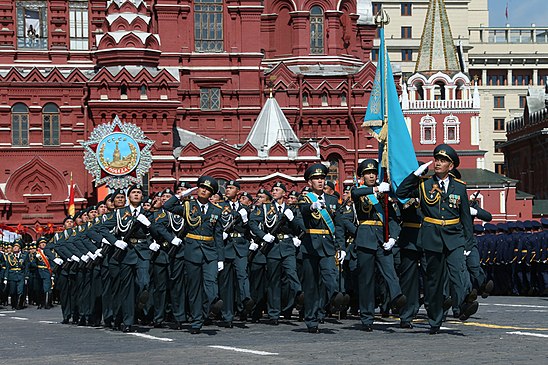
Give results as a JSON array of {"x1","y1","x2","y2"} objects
[{"x1": 489, "y1": 0, "x2": 548, "y2": 27}]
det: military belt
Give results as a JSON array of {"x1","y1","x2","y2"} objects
[
  {"x1": 402, "y1": 222, "x2": 422, "y2": 229},
  {"x1": 38, "y1": 265, "x2": 48, "y2": 269},
  {"x1": 230, "y1": 233, "x2": 243, "y2": 238},
  {"x1": 129, "y1": 238, "x2": 147, "y2": 244},
  {"x1": 186, "y1": 233, "x2": 214, "y2": 242},
  {"x1": 276, "y1": 234, "x2": 290, "y2": 240},
  {"x1": 10, "y1": 268, "x2": 22, "y2": 271},
  {"x1": 306, "y1": 229, "x2": 330, "y2": 235},
  {"x1": 359, "y1": 220, "x2": 383, "y2": 226},
  {"x1": 423, "y1": 217, "x2": 460, "y2": 226}
]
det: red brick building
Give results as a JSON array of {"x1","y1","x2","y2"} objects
[{"x1": 0, "y1": 0, "x2": 379, "y2": 227}]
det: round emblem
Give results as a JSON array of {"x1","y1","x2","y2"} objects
[{"x1": 97, "y1": 132, "x2": 140, "y2": 176}]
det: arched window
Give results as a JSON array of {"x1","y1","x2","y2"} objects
[
  {"x1": 120, "y1": 84, "x2": 128, "y2": 99},
  {"x1": 321, "y1": 92, "x2": 328, "y2": 106},
  {"x1": 310, "y1": 6, "x2": 324, "y2": 54},
  {"x1": 12, "y1": 103, "x2": 29, "y2": 146},
  {"x1": 414, "y1": 81, "x2": 424, "y2": 100},
  {"x1": 327, "y1": 156, "x2": 340, "y2": 187},
  {"x1": 434, "y1": 81, "x2": 446, "y2": 100},
  {"x1": 43, "y1": 103, "x2": 60, "y2": 146},
  {"x1": 302, "y1": 92, "x2": 309, "y2": 106},
  {"x1": 444, "y1": 114, "x2": 460, "y2": 144},
  {"x1": 420, "y1": 115, "x2": 436, "y2": 145},
  {"x1": 340, "y1": 92, "x2": 347, "y2": 106},
  {"x1": 195, "y1": 0, "x2": 223, "y2": 52},
  {"x1": 140, "y1": 85, "x2": 147, "y2": 99}
]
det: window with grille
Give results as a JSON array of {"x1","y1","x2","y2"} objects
[
  {"x1": 194, "y1": 0, "x2": 224, "y2": 52},
  {"x1": 69, "y1": 1, "x2": 89, "y2": 50},
  {"x1": 371, "y1": 49, "x2": 379, "y2": 62},
  {"x1": 12, "y1": 103, "x2": 29, "y2": 146},
  {"x1": 16, "y1": 1, "x2": 48, "y2": 49},
  {"x1": 310, "y1": 6, "x2": 324, "y2": 54},
  {"x1": 200, "y1": 88, "x2": 221, "y2": 110},
  {"x1": 401, "y1": 3, "x2": 412, "y2": 16},
  {"x1": 43, "y1": 103, "x2": 60, "y2": 146},
  {"x1": 401, "y1": 26, "x2": 412, "y2": 39},
  {"x1": 401, "y1": 49, "x2": 412, "y2": 61},
  {"x1": 494, "y1": 141, "x2": 504, "y2": 153},
  {"x1": 494, "y1": 163, "x2": 505, "y2": 175},
  {"x1": 444, "y1": 115, "x2": 460, "y2": 144},
  {"x1": 420, "y1": 116, "x2": 436, "y2": 144}
]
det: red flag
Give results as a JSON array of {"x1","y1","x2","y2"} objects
[{"x1": 68, "y1": 172, "x2": 75, "y2": 217}]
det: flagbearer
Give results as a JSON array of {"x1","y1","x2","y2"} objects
[
  {"x1": 351, "y1": 159, "x2": 406, "y2": 331},
  {"x1": 298, "y1": 163, "x2": 345, "y2": 333},
  {"x1": 35, "y1": 236, "x2": 55, "y2": 309},
  {"x1": 396, "y1": 144, "x2": 479, "y2": 334}
]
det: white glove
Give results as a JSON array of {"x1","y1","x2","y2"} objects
[
  {"x1": 284, "y1": 209, "x2": 294, "y2": 221},
  {"x1": 464, "y1": 250, "x2": 471, "y2": 257},
  {"x1": 80, "y1": 254, "x2": 90, "y2": 263},
  {"x1": 337, "y1": 250, "x2": 347, "y2": 263},
  {"x1": 383, "y1": 238, "x2": 396, "y2": 251},
  {"x1": 178, "y1": 187, "x2": 198, "y2": 199},
  {"x1": 95, "y1": 248, "x2": 103, "y2": 258},
  {"x1": 377, "y1": 182, "x2": 390, "y2": 193},
  {"x1": 414, "y1": 161, "x2": 433, "y2": 176},
  {"x1": 237, "y1": 209, "x2": 248, "y2": 224},
  {"x1": 149, "y1": 241, "x2": 161, "y2": 252},
  {"x1": 223, "y1": 232, "x2": 229, "y2": 240},
  {"x1": 311, "y1": 201, "x2": 324, "y2": 211},
  {"x1": 470, "y1": 207, "x2": 478, "y2": 216},
  {"x1": 53, "y1": 258, "x2": 64, "y2": 266},
  {"x1": 171, "y1": 237, "x2": 182, "y2": 246},
  {"x1": 36, "y1": 253, "x2": 41, "y2": 259},
  {"x1": 3, "y1": 279, "x2": 7, "y2": 285},
  {"x1": 217, "y1": 261, "x2": 224, "y2": 272},
  {"x1": 263, "y1": 233, "x2": 275, "y2": 243},
  {"x1": 102, "y1": 238, "x2": 110, "y2": 246},
  {"x1": 115, "y1": 240, "x2": 128, "y2": 250},
  {"x1": 292, "y1": 237, "x2": 301, "y2": 248},
  {"x1": 136, "y1": 214, "x2": 151, "y2": 227},
  {"x1": 67, "y1": 257, "x2": 73, "y2": 262},
  {"x1": 71, "y1": 255, "x2": 80, "y2": 262},
  {"x1": 88, "y1": 252, "x2": 97, "y2": 261},
  {"x1": 249, "y1": 242, "x2": 259, "y2": 251}
]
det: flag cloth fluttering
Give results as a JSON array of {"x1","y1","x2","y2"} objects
[{"x1": 68, "y1": 172, "x2": 75, "y2": 217}]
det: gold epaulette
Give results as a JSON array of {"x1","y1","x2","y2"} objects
[
  {"x1": 453, "y1": 178, "x2": 467, "y2": 185},
  {"x1": 212, "y1": 203, "x2": 222, "y2": 209}
]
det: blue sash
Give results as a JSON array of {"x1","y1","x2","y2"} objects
[
  {"x1": 367, "y1": 193, "x2": 385, "y2": 223},
  {"x1": 305, "y1": 192, "x2": 335, "y2": 236}
]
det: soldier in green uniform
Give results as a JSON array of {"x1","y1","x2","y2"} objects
[
  {"x1": 149, "y1": 188, "x2": 186, "y2": 328},
  {"x1": 4, "y1": 239, "x2": 29, "y2": 309},
  {"x1": 218, "y1": 180, "x2": 254, "y2": 327},
  {"x1": 34, "y1": 236, "x2": 55, "y2": 309},
  {"x1": 351, "y1": 159, "x2": 406, "y2": 331},
  {"x1": 396, "y1": 144, "x2": 479, "y2": 334},
  {"x1": 298, "y1": 163, "x2": 345, "y2": 333},
  {"x1": 340, "y1": 185, "x2": 358, "y2": 317},
  {"x1": 163, "y1": 176, "x2": 224, "y2": 334},
  {"x1": 249, "y1": 182, "x2": 304, "y2": 325}
]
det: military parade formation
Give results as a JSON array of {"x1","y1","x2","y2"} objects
[{"x1": 1, "y1": 144, "x2": 547, "y2": 336}]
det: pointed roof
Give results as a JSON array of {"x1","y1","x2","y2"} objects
[
  {"x1": 415, "y1": 0, "x2": 460, "y2": 75},
  {"x1": 245, "y1": 96, "x2": 301, "y2": 158}
]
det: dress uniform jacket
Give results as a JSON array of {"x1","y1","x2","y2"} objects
[{"x1": 150, "y1": 207, "x2": 185, "y2": 263}]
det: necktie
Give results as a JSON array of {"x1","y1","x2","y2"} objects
[
  {"x1": 278, "y1": 205, "x2": 283, "y2": 215},
  {"x1": 439, "y1": 180, "x2": 445, "y2": 193},
  {"x1": 201, "y1": 204, "x2": 206, "y2": 215},
  {"x1": 133, "y1": 209, "x2": 138, "y2": 217},
  {"x1": 232, "y1": 202, "x2": 236, "y2": 211}
]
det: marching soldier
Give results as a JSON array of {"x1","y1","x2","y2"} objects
[
  {"x1": 249, "y1": 182, "x2": 304, "y2": 325},
  {"x1": 34, "y1": 236, "x2": 55, "y2": 309},
  {"x1": 163, "y1": 176, "x2": 224, "y2": 334},
  {"x1": 298, "y1": 163, "x2": 345, "y2": 333},
  {"x1": 351, "y1": 159, "x2": 406, "y2": 331},
  {"x1": 218, "y1": 180, "x2": 254, "y2": 327},
  {"x1": 4, "y1": 239, "x2": 29, "y2": 309},
  {"x1": 396, "y1": 144, "x2": 479, "y2": 334}
]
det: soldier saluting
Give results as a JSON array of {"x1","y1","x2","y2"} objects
[{"x1": 396, "y1": 144, "x2": 479, "y2": 335}]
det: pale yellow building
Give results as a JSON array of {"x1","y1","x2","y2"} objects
[{"x1": 370, "y1": 0, "x2": 548, "y2": 173}]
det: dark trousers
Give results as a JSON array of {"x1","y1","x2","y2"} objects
[
  {"x1": 398, "y1": 249, "x2": 421, "y2": 323},
  {"x1": 249, "y1": 261, "x2": 267, "y2": 320},
  {"x1": 186, "y1": 259, "x2": 218, "y2": 329},
  {"x1": 169, "y1": 257, "x2": 187, "y2": 322},
  {"x1": 466, "y1": 246, "x2": 486, "y2": 290},
  {"x1": 302, "y1": 253, "x2": 338, "y2": 329},
  {"x1": 266, "y1": 254, "x2": 301, "y2": 320},
  {"x1": 152, "y1": 262, "x2": 169, "y2": 323}
]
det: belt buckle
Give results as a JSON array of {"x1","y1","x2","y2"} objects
[
  {"x1": 130, "y1": 238, "x2": 137, "y2": 244},
  {"x1": 276, "y1": 234, "x2": 283, "y2": 240},
  {"x1": 441, "y1": 220, "x2": 446, "y2": 226}
]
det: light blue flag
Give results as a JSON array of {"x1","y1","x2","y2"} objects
[{"x1": 363, "y1": 27, "x2": 418, "y2": 202}]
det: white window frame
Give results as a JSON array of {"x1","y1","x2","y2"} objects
[
  {"x1": 419, "y1": 115, "x2": 436, "y2": 144},
  {"x1": 443, "y1": 115, "x2": 460, "y2": 144}
]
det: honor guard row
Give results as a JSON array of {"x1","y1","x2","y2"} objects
[{"x1": 3, "y1": 143, "x2": 546, "y2": 335}]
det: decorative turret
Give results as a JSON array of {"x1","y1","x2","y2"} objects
[
  {"x1": 94, "y1": 0, "x2": 161, "y2": 67},
  {"x1": 415, "y1": 0, "x2": 460, "y2": 76}
]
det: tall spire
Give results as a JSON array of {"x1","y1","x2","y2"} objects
[{"x1": 415, "y1": 0, "x2": 460, "y2": 75}]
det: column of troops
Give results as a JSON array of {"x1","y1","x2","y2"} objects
[{"x1": 1, "y1": 144, "x2": 546, "y2": 335}]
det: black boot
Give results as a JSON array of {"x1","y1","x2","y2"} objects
[
  {"x1": 45, "y1": 293, "x2": 52, "y2": 309},
  {"x1": 17, "y1": 294, "x2": 25, "y2": 310},
  {"x1": 11, "y1": 295, "x2": 17, "y2": 310}
]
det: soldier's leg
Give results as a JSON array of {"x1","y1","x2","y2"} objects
[
  {"x1": 302, "y1": 254, "x2": 321, "y2": 329},
  {"x1": 169, "y1": 257, "x2": 186, "y2": 323},
  {"x1": 219, "y1": 258, "x2": 235, "y2": 323},
  {"x1": 357, "y1": 248, "x2": 376, "y2": 325},
  {"x1": 78, "y1": 270, "x2": 92, "y2": 322},
  {"x1": 466, "y1": 246, "x2": 485, "y2": 290},
  {"x1": 281, "y1": 254, "x2": 301, "y2": 313},
  {"x1": 375, "y1": 247, "x2": 403, "y2": 302},
  {"x1": 424, "y1": 250, "x2": 446, "y2": 328},
  {"x1": 57, "y1": 273, "x2": 71, "y2": 321},
  {"x1": 202, "y1": 259, "x2": 219, "y2": 316},
  {"x1": 119, "y1": 263, "x2": 136, "y2": 327},
  {"x1": 152, "y1": 262, "x2": 168, "y2": 324},
  {"x1": 100, "y1": 264, "x2": 113, "y2": 325},
  {"x1": 398, "y1": 249, "x2": 420, "y2": 324},
  {"x1": 266, "y1": 257, "x2": 282, "y2": 320},
  {"x1": 446, "y1": 246, "x2": 469, "y2": 308},
  {"x1": 186, "y1": 260, "x2": 204, "y2": 329},
  {"x1": 249, "y1": 261, "x2": 267, "y2": 321},
  {"x1": 234, "y1": 254, "x2": 251, "y2": 303}
]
